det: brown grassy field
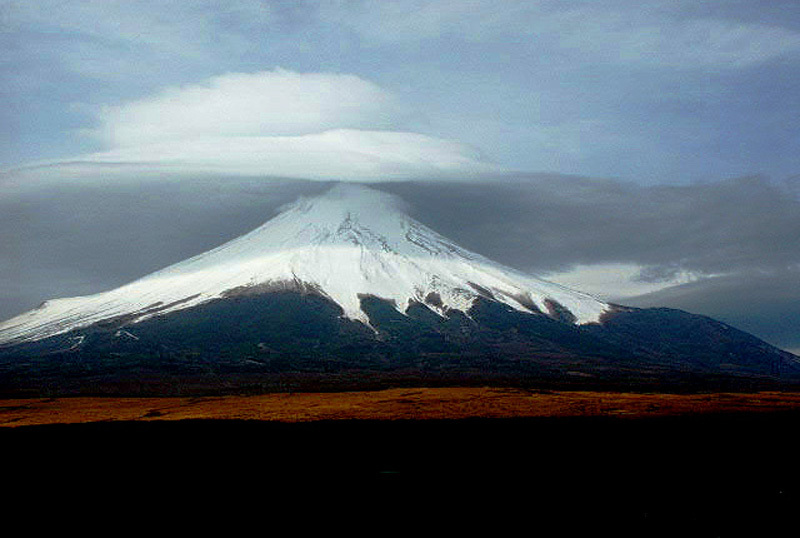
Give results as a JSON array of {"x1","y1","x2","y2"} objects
[{"x1": 3, "y1": 387, "x2": 800, "y2": 427}]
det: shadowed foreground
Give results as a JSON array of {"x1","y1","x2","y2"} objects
[
  {"x1": 2, "y1": 404, "x2": 799, "y2": 536},
  {"x1": 4, "y1": 388, "x2": 800, "y2": 535}
]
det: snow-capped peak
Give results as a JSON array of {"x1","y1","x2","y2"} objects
[{"x1": 0, "y1": 183, "x2": 609, "y2": 345}]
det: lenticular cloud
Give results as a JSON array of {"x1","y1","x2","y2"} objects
[
  {"x1": 74, "y1": 129, "x2": 499, "y2": 181},
  {"x1": 26, "y1": 69, "x2": 498, "y2": 184},
  {"x1": 91, "y1": 69, "x2": 400, "y2": 147}
]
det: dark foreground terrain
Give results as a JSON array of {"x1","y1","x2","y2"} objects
[
  {"x1": 4, "y1": 293, "x2": 799, "y2": 398},
  {"x1": 3, "y1": 408, "x2": 798, "y2": 536}
]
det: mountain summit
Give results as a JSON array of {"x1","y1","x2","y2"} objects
[
  {"x1": 1, "y1": 183, "x2": 798, "y2": 395},
  {"x1": 0, "y1": 184, "x2": 607, "y2": 345}
]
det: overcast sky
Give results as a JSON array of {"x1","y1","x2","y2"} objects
[{"x1": 1, "y1": 1, "x2": 799, "y2": 352}]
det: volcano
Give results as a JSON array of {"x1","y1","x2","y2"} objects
[
  {"x1": 0, "y1": 184, "x2": 609, "y2": 343},
  {"x1": 1, "y1": 184, "x2": 798, "y2": 394}
]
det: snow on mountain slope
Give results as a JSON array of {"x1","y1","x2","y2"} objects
[{"x1": 0, "y1": 184, "x2": 609, "y2": 345}]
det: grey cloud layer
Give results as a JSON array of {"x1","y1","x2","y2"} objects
[{"x1": 380, "y1": 175, "x2": 800, "y2": 276}]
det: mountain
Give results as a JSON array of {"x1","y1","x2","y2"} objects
[
  {"x1": 1, "y1": 184, "x2": 798, "y2": 395},
  {"x1": 0, "y1": 183, "x2": 608, "y2": 343}
]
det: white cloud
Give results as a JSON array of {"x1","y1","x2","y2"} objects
[
  {"x1": 72, "y1": 130, "x2": 498, "y2": 181},
  {"x1": 91, "y1": 70, "x2": 399, "y2": 147},
  {"x1": 542, "y1": 263, "x2": 711, "y2": 300},
  {"x1": 3, "y1": 131, "x2": 498, "y2": 192},
  {"x1": 0, "y1": 69, "x2": 498, "y2": 187}
]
